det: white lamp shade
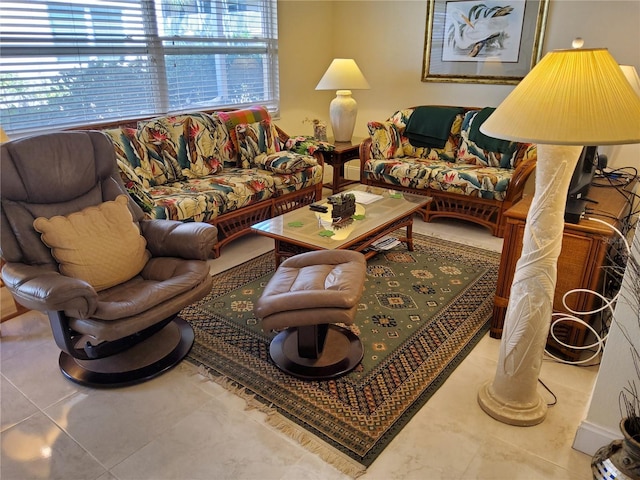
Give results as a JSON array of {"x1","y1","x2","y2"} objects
[
  {"x1": 480, "y1": 48, "x2": 640, "y2": 145},
  {"x1": 315, "y1": 59, "x2": 370, "y2": 91}
]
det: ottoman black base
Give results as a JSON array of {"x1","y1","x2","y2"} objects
[{"x1": 269, "y1": 324, "x2": 363, "y2": 380}]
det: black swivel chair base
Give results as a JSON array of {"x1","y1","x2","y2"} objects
[
  {"x1": 58, "y1": 317, "x2": 194, "y2": 388},
  {"x1": 269, "y1": 324, "x2": 363, "y2": 380}
]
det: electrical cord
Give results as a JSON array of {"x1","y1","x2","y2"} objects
[
  {"x1": 593, "y1": 166, "x2": 640, "y2": 231},
  {"x1": 544, "y1": 166, "x2": 638, "y2": 365},
  {"x1": 545, "y1": 217, "x2": 632, "y2": 365},
  {"x1": 538, "y1": 171, "x2": 638, "y2": 399},
  {"x1": 538, "y1": 378, "x2": 558, "y2": 407}
]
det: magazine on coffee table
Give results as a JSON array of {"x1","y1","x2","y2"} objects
[{"x1": 347, "y1": 190, "x2": 384, "y2": 205}]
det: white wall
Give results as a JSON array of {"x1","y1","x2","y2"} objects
[
  {"x1": 574, "y1": 225, "x2": 640, "y2": 454},
  {"x1": 278, "y1": 0, "x2": 640, "y2": 170},
  {"x1": 278, "y1": 0, "x2": 640, "y2": 454},
  {"x1": 277, "y1": 1, "x2": 335, "y2": 134}
]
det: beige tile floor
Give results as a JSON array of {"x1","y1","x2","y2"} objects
[{"x1": 0, "y1": 214, "x2": 598, "y2": 480}]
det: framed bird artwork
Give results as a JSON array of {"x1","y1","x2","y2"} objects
[{"x1": 422, "y1": 0, "x2": 549, "y2": 84}]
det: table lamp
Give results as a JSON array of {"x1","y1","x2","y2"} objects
[
  {"x1": 316, "y1": 58, "x2": 370, "y2": 143},
  {"x1": 476, "y1": 44, "x2": 640, "y2": 426}
]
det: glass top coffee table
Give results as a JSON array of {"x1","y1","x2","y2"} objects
[{"x1": 251, "y1": 185, "x2": 431, "y2": 266}]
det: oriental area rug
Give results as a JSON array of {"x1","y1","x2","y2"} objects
[{"x1": 181, "y1": 232, "x2": 500, "y2": 476}]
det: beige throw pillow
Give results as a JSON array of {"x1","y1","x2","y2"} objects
[{"x1": 33, "y1": 195, "x2": 150, "y2": 291}]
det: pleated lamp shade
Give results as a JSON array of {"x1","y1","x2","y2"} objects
[{"x1": 480, "y1": 48, "x2": 640, "y2": 146}]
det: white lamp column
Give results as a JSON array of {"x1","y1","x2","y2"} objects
[{"x1": 478, "y1": 143, "x2": 582, "y2": 424}]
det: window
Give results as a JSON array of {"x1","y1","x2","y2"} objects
[{"x1": 0, "y1": 0, "x2": 279, "y2": 136}]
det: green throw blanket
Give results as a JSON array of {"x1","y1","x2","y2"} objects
[
  {"x1": 404, "y1": 106, "x2": 463, "y2": 149},
  {"x1": 469, "y1": 107, "x2": 516, "y2": 155}
]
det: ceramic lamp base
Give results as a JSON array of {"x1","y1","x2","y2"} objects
[{"x1": 329, "y1": 90, "x2": 357, "y2": 142}]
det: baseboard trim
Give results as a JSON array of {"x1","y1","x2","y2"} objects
[
  {"x1": 322, "y1": 162, "x2": 361, "y2": 184},
  {"x1": 573, "y1": 419, "x2": 620, "y2": 456},
  {"x1": 345, "y1": 163, "x2": 360, "y2": 181}
]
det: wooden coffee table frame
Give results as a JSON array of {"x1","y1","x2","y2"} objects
[
  {"x1": 272, "y1": 212, "x2": 418, "y2": 266},
  {"x1": 252, "y1": 188, "x2": 430, "y2": 266}
]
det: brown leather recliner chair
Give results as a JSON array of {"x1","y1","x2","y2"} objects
[{"x1": 1, "y1": 131, "x2": 218, "y2": 387}]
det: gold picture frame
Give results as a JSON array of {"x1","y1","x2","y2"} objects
[{"x1": 422, "y1": 0, "x2": 549, "y2": 84}]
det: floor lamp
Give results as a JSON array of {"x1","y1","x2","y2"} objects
[{"x1": 477, "y1": 47, "x2": 640, "y2": 426}]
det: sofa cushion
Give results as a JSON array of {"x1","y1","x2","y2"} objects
[
  {"x1": 137, "y1": 117, "x2": 188, "y2": 183},
  {"x1": 284, "y1": 136, "x2": 335, "y2": 156},
  {"x1": 143, "y1": 169, "x2": 278, "y2": 222},
  {"x1": 362, "y1": 157, "x2": 436, "y2": 190},
  {"x1": 178, "y1": 113, "x2": 226, "y2": 177},
  {"x1": 137, "y1": 113, "x2": 225, "y2": 180},
  {"x1": 363, "y1": 156, "x2": 513, "y2": 201},
  {"x1": 143, "y1": 185, "x2": 225, "y2": 223},
  {"x1": 103, "y1": 127, "x2": 170, "y2": 186},
  {"x1": 388, "y1": 108, "x2": 414, "y2": 130},
  {"x1": 403, "y1": 106, "x2": 464, "y2": 149},
  {"x1": 217, "y1": 106, "x2": 271, "y2": 165},
  {"x1": 457, "y1": 109, "x2": 518, "y2": 168},
  {"x1": 387, "y1": 108, "x2": 461, "y2": 161},
  {"x1": 429, "y1": 164, "x2": 513, "y2": 200},
  {"x1": 33, "y1": 195, "x2": 150, "y2": 291},
  {"x1": 236, "y1": 119, "x2": 281, "y2": 168},
  {"x1": 367, "y1": 121, "x2": 404, "y2": 159},
  {"x1": 267, "y1": 162, "x2": 325, "y2": 195},
  {"x1": 252, "y1": 151, "x2": 318, "y2": 174},
  {"x1": 207, "y1": 114, "x2": 237, "y2": 169},
  {"x1": 101, "y1": 128, "x2": 162, "y2": 213}
]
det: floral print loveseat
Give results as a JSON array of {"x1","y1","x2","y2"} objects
[
  {"x1": 102, "y1": 106, "x2": 326, "y2": 257},
  {"x1": 360, "y1": 106, "x2": 537, "y2": 237}
]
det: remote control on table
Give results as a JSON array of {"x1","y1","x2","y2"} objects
[{"x1": 309, "y1": 204, "x2": 328, "y2": 213}]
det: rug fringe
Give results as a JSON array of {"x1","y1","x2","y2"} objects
[
  {"x1": 192, "y1": 364, "x2": 366, "y2": 478},
  {"x1": 263, "y1": 412, "x2": 366, "y2": 478}
]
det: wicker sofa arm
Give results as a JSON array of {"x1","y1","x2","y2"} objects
[
  {"x1": 503, "y1": 155, "x2": 537, "y2": 204},
  {"x1": 358, "y1": 137, "x2": 374, "y2": 179},
  {"x1": 275, "y1": 125, "x2": 329, "y2": 165}
]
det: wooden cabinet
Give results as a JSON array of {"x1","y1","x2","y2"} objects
[
  {"x1": 321, "y1": 138, "x2": 362, "y2": 193},
  {"x1": 491, "y1": 182, "x2": 635, "y2": 359}
]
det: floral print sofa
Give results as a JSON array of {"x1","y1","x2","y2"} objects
[
  {"x1": 359, "y1": 106, "x2": 537, "y2": 237},
  {"x1": 102, "y1": 106, "x2": 327, "y2": 257}
]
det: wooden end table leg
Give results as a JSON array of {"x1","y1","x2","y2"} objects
[
  {"x1": 405, "y1": 222, "x2": 415, "y2": 251},
  {"x1": 394, "y1": 219, "x2": 415, "y2": 252},
  {"x1": 331, "y1": 163, "x2": 342, "y2": 194},
  {"x1": 274, "y1": 240, "x2": 283, "y2": 267}
]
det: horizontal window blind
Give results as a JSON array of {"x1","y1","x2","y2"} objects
[{"x1": 0, "y1": 0, "x2": 279, "y2": 136}]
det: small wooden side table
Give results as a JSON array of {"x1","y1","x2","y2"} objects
[{"x1": 322, "y1": 138, "x2": 362, "y2": 193}]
